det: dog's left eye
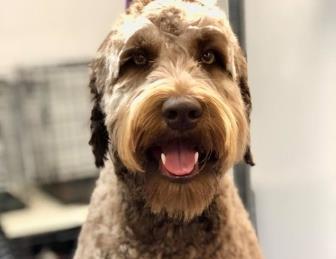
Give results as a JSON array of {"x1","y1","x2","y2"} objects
[
  {"x1": 200, "y1": 50, "x2": 216, "y2": 65},
  {"x1": 132, "y1": 52, "x2": 148, "y2": 66}
]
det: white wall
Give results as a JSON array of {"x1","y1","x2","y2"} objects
[
  {"x1": 0, "y1": 0, "x2": 124, "y2": 77},
  {"x1": 245, "y1": 0, "x2": 336, "y2": 258}
]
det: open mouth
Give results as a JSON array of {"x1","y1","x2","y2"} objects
[{"x1": 146, "y1": 139, "x2": 219, "y2": 181}]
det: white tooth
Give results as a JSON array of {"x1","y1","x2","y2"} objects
[
  {"x1": 161, "y1": 153, "x2": 166, "y2": 165},
  {"x1": 194, "y1": 152, "x2": 199, "y2": 164}
]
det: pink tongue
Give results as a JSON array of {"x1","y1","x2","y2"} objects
[{"x1": 161, "y1": 141, "x2": 196, "y2": 176}]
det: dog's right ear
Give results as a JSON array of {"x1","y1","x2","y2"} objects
[
  {"x1": 87, "y1": 29, "x2": 123, "y2": 168},
  {"x1": 88, "y1": 69, "x2": 109, "y2": 168}
]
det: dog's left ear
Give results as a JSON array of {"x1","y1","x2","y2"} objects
[
  {"x1": 88, "y1": 65, "x2": 109, "y2": 168},
  {"x1": 235, "y1": 48, "x2": 255, "y2": 166}
]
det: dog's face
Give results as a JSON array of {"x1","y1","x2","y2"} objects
[{"x1": 89, "y1": 0, "x2": 253, "y2": 221}]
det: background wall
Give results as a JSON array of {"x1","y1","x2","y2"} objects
[
  {"x1": 245, "y1": 0, "x2": 336, "y2": 258},
  {"x1": 0, "y1": 0, "x2": 124, "y2": 77}
]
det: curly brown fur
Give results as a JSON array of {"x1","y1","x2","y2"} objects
[
  {"x1": 75, "y1": 0, "x2": 262, "y2": 258},
  {"x1": 76, "y1": 162, "x2": 262, "y2": 259}
]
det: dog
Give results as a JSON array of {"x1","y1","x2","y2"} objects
[{"x1": 75, "y1": 0, "x2": 263, "y2": 258}]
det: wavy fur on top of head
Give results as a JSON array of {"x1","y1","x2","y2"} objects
[{"x1": 88, "y1": 0, "x2": 254, "y2": 220}]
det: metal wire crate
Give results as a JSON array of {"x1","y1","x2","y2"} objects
[
  {"x1": 17, "y1": 62, "x2": 97, "y2": 183},
  {"x1": 0, "y1": 80, "x2": 26, "y2": 192},
  {"x1": 0, "y1": 80, "x2": 11, "y2": 191}
]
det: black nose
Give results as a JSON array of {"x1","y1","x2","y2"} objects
[{"x1": 162, "y1": 97, "x2": 203, "y2": 130}]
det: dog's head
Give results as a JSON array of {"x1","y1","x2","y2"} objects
[{"x1": 89, "y1": 0, "x2": 254, "y2": 221}]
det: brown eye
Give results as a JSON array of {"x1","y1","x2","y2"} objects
[
  {"x1": 133, "y1": 52, "x2": 148, "y2": 66},
  {"x1": 200, "y1": 50, "x2": 216, "y2": 65}
]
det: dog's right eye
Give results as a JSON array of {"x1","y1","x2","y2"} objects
[
  {"x1": 132, "y1": 52, "x2": 148, "y2": 66},
  {"x1": 200, "y1": 50, "x2": 216, "y2": 65}
]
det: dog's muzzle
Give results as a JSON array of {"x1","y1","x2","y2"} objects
[
  {"x1": 159, "y1": 97, "x2": 202, "y2": 178},
  {"x1": 143, "y1": 96, "x2": 219, "y2": 182}
]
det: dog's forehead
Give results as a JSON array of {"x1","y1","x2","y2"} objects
[
  {"x1": 95, "y1": 1, "x2": 237, "y2": 84},
  {"x1": 119, "y1": 0, "x2": 227, "y2": 41},
  {"x1": 95, "y1": 0, "x2": 232, "y2": 59}
]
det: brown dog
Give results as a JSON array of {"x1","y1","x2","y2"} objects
[{"x1": 75, "y1": 0, "x2": 263, "y2": 258}]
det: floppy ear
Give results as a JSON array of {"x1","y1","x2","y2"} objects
[
  {"x1": 88, "y1": 68, "x2": 109, "y2": 168},
  {"x1": 87, "y1": 29, "x2": 123, "y2": 168},
  {"x1": 235, "y1": 48, "x2": 255, "y2": 166}
]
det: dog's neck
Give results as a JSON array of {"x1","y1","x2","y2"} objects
[
  {"x1": 124, "y1": 195, "x2": 222, "y2": 247},
  {"x1": 114, "y1": 161, "x2": 224, "y2": 248}
]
